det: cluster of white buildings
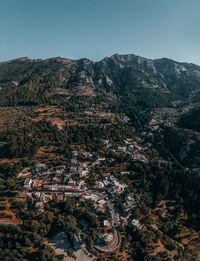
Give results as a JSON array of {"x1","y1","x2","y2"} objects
[{"x1": 124, "y1": 195, "x2": 136, "y2": 212}]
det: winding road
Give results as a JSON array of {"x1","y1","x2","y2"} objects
[{"x1": 93, "y1": 201, "x2": 120, "y2": 253}]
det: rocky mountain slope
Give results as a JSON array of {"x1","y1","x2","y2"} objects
[
  {"x1": 1, "y1": 54, "x2": 200, "y2": 107},
  {"x1": 1, "y1": 54, "x2": 200, "y2": 168}
]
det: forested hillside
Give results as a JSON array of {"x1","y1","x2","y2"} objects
[{"x1": 1, "y1": 54, "x2": 200, "y2": 260}]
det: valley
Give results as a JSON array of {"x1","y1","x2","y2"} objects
[{"x1": 1, "y1": 54, "x2": 200, "y2": 260}]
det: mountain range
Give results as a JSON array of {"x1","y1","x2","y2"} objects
[
  {"x1": 1, "y1": 54, "x2": 200, "y2": 107},
  {"x1": 1, "y1": 54, "x2": 200, "y2": 168}
]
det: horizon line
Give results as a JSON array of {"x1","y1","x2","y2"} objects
[{"x1": 0, "y1": 53, "x2": 199, "y2": 66}]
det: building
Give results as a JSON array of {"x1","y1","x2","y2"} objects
[
  {"x1": 17, "y1": 168, "x2": 32, "y2": 179},
  {"x1": 94, "y1": 181, "x2": 105, "y2": 190},
  {"x1": 81, "y1": 193, "x2": 99, "y2": 202},
  {"x1": 36, "y1": 163, "x2": 46, "y2": 169},
  {"x1": 120, "y1": 171, "x2": 130, "y2": 175},
  {"x1": 117, "y1": 146, "x2": 127, "y2": 153},
  {"x1": 103, "y1": 220, "x2": 111, "y2": 227},
  {"x1": 81, "y1": 170, "x2": 89, "y2": 177},
  {"x1": 96, "y1": 233, "x2": 115, "y2": 246},
  {"x1": 102, "y1": 173, "x2": 110, "y2": 178},
  {"x1": 124, "y1": 195, "x2": 136, "y2": 212},
  {"x1": 131, "y1": 219, "x2": 142, "y2": 229},
  {"x1": 35, "y1": 201, "x2": 44, "y2": 212},
  {"x1": 24, "y1": 178, "x2": 33, "y2": 190},
  {"x1": 32, "y1": 179, "x2": 43, "y2": 190}
]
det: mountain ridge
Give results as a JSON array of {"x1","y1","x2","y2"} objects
[
  {"x1": 1, "y1": 53, "x2": 200, "y2": 108},
  {"x1": 1, "y1": 53, "x2": 200, "y2": 67}
]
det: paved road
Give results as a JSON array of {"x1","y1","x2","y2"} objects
[
  {"x1": 94, "y1": 200, "x2": 120, "y2": 253},
  {"x1": 94, "y1": 228, "x2": 119, "y2": 253},
  {"x1": 22, "y1": 188, "x2": 120, "y2": 253}
]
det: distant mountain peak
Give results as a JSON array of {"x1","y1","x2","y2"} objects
[{"x1": 1, "y1": 53, "x2": 200, "y2": 107}]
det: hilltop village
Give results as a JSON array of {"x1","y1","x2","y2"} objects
[{"x1": 16, "y1": 137, "x2": 147, "y2": 258}]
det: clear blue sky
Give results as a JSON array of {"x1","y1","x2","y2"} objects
[{"x1": 0, "y1": 0, "x2": 200, "y2": 64}]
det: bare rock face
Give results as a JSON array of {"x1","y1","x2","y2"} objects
[{"x1": 0, "y1": 54, "x2": 200, "y2": 106}]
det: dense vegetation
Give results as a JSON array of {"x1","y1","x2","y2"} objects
[
  {"x1": 1, "y1": 54, "x2": 200, "y2": 107},
  {"x1": 1, "y1": 54, "x2": 200, "y2": 259},
  {"x1": 0, "y1": 225, "x2": 56, "y2": 261},
  {"x1": 177, "y1": 107, "x2": 200, "y2": 131}
]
